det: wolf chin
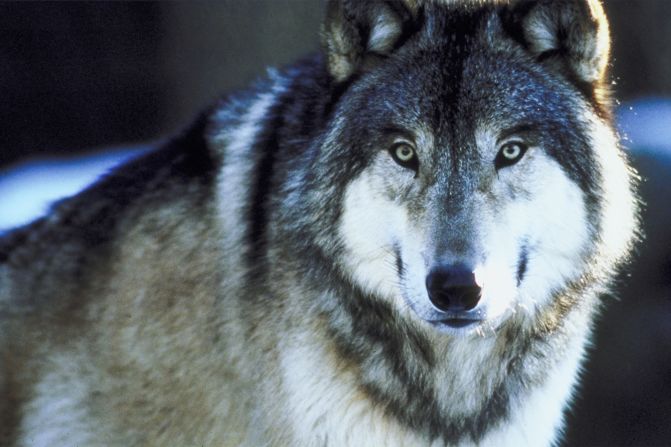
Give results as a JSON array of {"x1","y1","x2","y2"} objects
[{"x1": 1, "y1": 1, "x2": 638, "y2": 446}]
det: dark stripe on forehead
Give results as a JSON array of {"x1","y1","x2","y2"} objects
[
  {"x1": 427, "y1": 7, "x2": 480, "y2": 113},
  {"x1": 417, "y1": 6, "x2": 490, "y2": 169}
]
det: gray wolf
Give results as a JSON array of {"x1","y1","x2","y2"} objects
[{"x1": 0, "y1": 0, "x2": 638, "y2": 445}]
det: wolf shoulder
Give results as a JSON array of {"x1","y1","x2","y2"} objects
[
  {"x1": 0, "y1": 98, "x2": 247, "y2": 444},
  {"x1": 0, "y1": 105, "x2": 229, "y2": 324}
]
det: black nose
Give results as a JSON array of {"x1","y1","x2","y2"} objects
[{"x1": 425, "y1": 264, "x2": 481, "y2": 312}]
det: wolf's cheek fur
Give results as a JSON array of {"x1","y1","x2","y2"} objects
[
  {"x1": 487, "y1": 151, "x2": 591, "y2": 319},
  {"x1": 586, "y1": 115, "x2": 639, "y2": 270},
  {"x1": 338, "y1": 168, "x2": 420, "y2": 309}
]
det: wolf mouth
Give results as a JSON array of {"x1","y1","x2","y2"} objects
[
  {"x1": 427, "y1": 308, "x2": 485, "y2": 328},
  {"x1": 440, "y1": 318, "x2": 482, "y2": 329},
  {"x1": 429, "y1": 317, "x2": 483, "y2": 331}
]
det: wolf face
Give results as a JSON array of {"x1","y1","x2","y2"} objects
[{"x1": 297, "y1": 0, "x2": 635, "y2": 337}]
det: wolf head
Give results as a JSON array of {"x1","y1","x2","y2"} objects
[{"x1": 278, "y1": 0, "x2": 636, "y2": 337}]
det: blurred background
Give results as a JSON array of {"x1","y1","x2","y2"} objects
[{"x1": 0, "y1": 1, "x2": 669, "y2": 445}]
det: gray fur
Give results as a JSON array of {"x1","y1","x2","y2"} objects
[{"x1": 1, "y1": 1, "x2": 637, "y2": 446}]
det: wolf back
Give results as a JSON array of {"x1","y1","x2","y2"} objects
[{"x1": 1, "y1": 1, "x2": 638, "y2": 446}]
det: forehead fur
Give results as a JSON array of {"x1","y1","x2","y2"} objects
[
  {"x1": 323, "y1": 0, "x2": 611, "y2": 115},
  {"x1": 401, "y1": 0, "x2": 508, "y2": 15},
  {"x1": 343, "y1": 7, "x2": 578, "y2": 126}
]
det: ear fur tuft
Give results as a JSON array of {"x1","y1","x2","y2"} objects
[
  {"x1": 321, "y1": 0, "x2": 417, "y2": 83},
  {"x1": 517, "y1": 0, "x2": 610, "y2": 83}
]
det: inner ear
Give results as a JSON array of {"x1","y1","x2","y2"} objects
[
  {"x1": 367, "y1": 4, "x2": 405, "y2": 54},
  {"x1": 502, "y1": 0, "x2": 611, "y2": 84},
  {"x1": 321, "y1": 0, "x2": 419, "y2": 83}
]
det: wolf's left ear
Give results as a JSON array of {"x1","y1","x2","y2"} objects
[
  {"x1": 504, "y1": 0, "x2": 610, "y2": 84},
  {"x1": 321, "y1": 0, "x2": 418, "y2": 83}
]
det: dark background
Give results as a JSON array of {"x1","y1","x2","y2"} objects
[{"x1": 1, "y1": 2, "x2": 670, "y2": 445}]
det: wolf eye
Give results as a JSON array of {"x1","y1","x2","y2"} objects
[
  {"x1": 495, "y1": 141, "x2": 528, "y2": 170},
  {"x1": 389, "y1": 142, "x2": 418, "y2": 171}
]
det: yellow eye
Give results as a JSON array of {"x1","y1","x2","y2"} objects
[
  {"x1": 390, "y1": 142, "x2": 418, "y2": 171},
  {"x1": 502, "y1": 143, "x2": 522, "y2": 160},
  {"x1": 495, "y1": 141, "x2": 528, "y2": 170},
  {"x1": 395, "y1": 144, "x2": 415, "y2": 162}
]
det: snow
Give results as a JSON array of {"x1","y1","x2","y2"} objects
[{"x1": 0, "y1": 147, "x2": 145, "y2": 233}]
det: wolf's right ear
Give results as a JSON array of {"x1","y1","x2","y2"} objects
[
  {"x1": 503, "y1": 0, "x2": 611, "y2": 84},
  {"x1": 321, "y1": 0, "x2": 419, "y2": 83}
]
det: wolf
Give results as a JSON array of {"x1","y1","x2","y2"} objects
[{"x1": 0, "y1": 0, "x2": 638, "y2": 446}]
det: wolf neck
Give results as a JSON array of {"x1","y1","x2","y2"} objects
[{"x1": 290, "y1": 275, "x2": 593, "y2": 446}]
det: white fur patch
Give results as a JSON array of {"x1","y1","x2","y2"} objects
[
  {"x1": 587, "y1": 115, "x2": 638, "y2": 269},
  {"x1": 522, "y1": 154, "x2": 590, "y2": 304},
  {"x1": 339, "y1": 171, "x2": 410, "y2": 304},
  {"x1": 498, "y1": 151, "x2": 588, "y2": 330}
]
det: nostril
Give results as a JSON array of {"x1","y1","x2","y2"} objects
[{"x1": 426, "y1": 265, "x2": 481, "y2": 312}]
